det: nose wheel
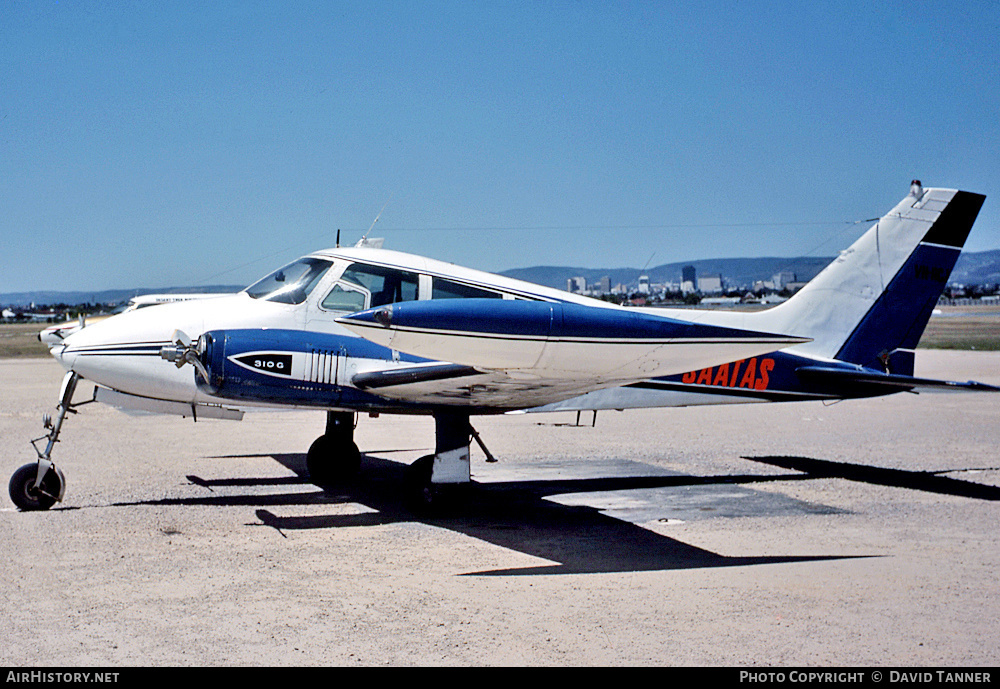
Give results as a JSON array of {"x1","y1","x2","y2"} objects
[
  {"x1": 9, "y1": 463, "x2": 65, "y2": 511},
  {"x1": 10, "y1": 371, "x2": 89, "y2": 511}
]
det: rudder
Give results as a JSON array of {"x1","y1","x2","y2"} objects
[
  {"x1": 834, "y1": 189, "x2": 986, "y2": 374},
  {"x1": 749, "y1": 183, "x2": 986, "y2": 372}
]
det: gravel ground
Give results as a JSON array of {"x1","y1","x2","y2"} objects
[{"x1": 2, "y1": 352, "x2": 998, "y2": 667}]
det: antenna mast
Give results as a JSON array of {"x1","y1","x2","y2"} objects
[{"x1": 356, "y1": 195, "x2": 393, "y2": 247}]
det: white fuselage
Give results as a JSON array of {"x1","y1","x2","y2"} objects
[{"x1": 54, "y1": 246, "x2": 788, "y2": 411}]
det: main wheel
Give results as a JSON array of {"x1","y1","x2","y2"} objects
[
  {"x1": 405, "y1": 455, "x2": 467, "y2": 513},
  {"x1": 306, "y1": 435, "x2": 361, "y2": 485},
  {"x1": 9, "y1": 463, "x2": 64, "y2": 511},
  {"x1": 405, "y1": 455, "x2": 438, "y2": 510}
]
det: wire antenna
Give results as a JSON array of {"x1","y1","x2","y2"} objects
[
  {"x1": 641, "y1": 251, "x2": 656, "y2": 272},
  {"x1": 357, "y1": 195, "x2": 393, "y2": 246}
]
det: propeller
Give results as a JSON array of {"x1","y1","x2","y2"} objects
[{"x1": 160, "y1": 330, "x2": 210, "y2": 384}]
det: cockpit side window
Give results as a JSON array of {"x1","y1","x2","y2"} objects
[
  {"x1": 431, "y1": 278, "x2": 503, "y2": 300},
  {"x1": 339, "y1": 263, "x2": 419, "y2": 308},
  {"x1": 320, "y1": 283, "x2": 368, "y2": 312},
  {"x1": 245, "y1": 258, "x2": 333, "y2": 305}
]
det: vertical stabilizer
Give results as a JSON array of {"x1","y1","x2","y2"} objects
[{"x1": 751, "y1": 184, "x2": 985, "y2": 373}]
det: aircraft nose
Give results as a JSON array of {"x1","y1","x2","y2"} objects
[
  {"x1": 55, "y1": 319, "x2": 120, "y2": 377},
  {"x1": 53, "y1": 341, "x2": 76, "y2": 371},
  {"x1": 53, "y1": 306, "x2": 205, "y2": 402},
  {"x1": 52, "y1": 327, "x2": 87, "y2": 370}
]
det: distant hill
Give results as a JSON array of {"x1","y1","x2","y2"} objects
[
  {"x1": 500, "y1": 250, "x2": 1000, "y2": 292},
  {"x1": 949, "y1": 249, "x2": 1000, "y2": 285},
  {"x1": 0, "y1": 286, "x2": 243, "y2": 308},
  {"x1": 3, "y1": 249, "x2": 1000, "y2": 307}
]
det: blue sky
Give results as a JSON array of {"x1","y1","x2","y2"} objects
[{"x1": 3, "y1": 0, "x2": 998, "y2": 292}]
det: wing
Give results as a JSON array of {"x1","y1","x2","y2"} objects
[
  {"x1": 191, "y1": 326, "x2": 699, "y2": 411},
  {"x1": 336, "y1": 299, "x2": 809, "y2": 408},
  {"x1": 350, "y1": 362, "x2": 632, "y2": 409}
]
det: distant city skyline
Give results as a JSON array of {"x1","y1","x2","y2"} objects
[
  {"x1": 4, "y1": 245, "x2": 1000, "y2": 308},
  {"x1": 3, "y1": 2, "x2": 998, "y2": 293}
]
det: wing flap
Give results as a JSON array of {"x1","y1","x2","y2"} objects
[{"x1": 95, "y1": 386, "x2": 245, "y2": 420}]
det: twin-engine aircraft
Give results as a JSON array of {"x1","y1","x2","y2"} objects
[
  {"x1": 10, "y1": 182, "x2": 994, "y2": 511},
  {"x1": 37, "y1": 293, "x2": 231, "y2": 347}
]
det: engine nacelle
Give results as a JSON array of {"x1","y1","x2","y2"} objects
[{"x1": 196, "y1": 328, "x2": 420, "y2": 411}]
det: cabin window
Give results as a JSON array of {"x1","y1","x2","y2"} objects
[
  {"x1": 431, "y1": 278, "x2": 503, "y2": 300},
  {"x1": 337, "y1": 263, "x2": 419, "y2": 308},
  {"x1": 320, "y1": 283, "x2": 368, "y2": 312},
  {"x1": 245, "y1": 258, "x2": 333, "y2": 305}
]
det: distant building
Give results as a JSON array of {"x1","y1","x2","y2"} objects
[
  {"x1": 755, "y1": 270, "x2": 799, "y2": 292},
  {"x1": 566, "y1": 276, "x2": 587, "y2": 294},
  {"x1": 771, "y1": 271, "x2": 796, "y2": 289},
  {"x1": 700, "y1": 296, "x2": 741, "y2": 306},
  {"x1": 698, "y1": 275, "x2": 723, "y2": 293},
  {"x1": 638, "y1": 275, "x2": 650, "y2": 295},
  {"x1": 759, "y1": 294, "x2": 788, "y2": 304}
]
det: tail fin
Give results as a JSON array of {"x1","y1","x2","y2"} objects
[{"x1": 753, "y1": 183, "x2": 986, "y2": 374}]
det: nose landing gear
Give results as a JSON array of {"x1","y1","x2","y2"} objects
[
  {"x1": 9, "y1": 371, "x2": 89, "y2": 511},
  {"x1": 8, "y1": 462, "x2": 65, "y2": 511}
]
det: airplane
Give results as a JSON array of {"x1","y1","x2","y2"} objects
[
  {"x1": 38, "y1": 293, "x2": 232, "y2": 347},
  {"x1": 9, "y1": 181, "x2": 994, "y2": 513}
]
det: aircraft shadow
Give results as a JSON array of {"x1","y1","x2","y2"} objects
[
  {"x1": 742, "y1": 456, "x2": 1000, "y2": 501},
  {"x1": 114, "y1": 452, "x2": 867, "y2": 576},
  {"x1": 111, "y1": 451, "x2": 998, "y2": 574}
]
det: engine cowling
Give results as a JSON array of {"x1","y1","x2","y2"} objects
[{"x1": 194, "y1": 328, "x2": 422, "y2": 411}]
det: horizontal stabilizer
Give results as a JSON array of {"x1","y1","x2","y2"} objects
[{"x1": 795, "y1": 366, "x2": 1000, "y2": 394}]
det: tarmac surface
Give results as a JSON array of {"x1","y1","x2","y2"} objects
[{"x1": 2, "y1": 352, "x2": 999, "y2": 666}]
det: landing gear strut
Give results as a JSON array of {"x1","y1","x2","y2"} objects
[
  {"x1": 406, "y1": 411, "x2": 494, "y2": 510},
  {"x1": 306, "y1": 411, "x2": 361, "y2": 484},
  {"x1": 9, "y1": 371, "x2": 87, "y2": 511}
]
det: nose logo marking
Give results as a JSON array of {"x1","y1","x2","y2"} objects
[{"x1": 235, "y1": 353, "x2": 293, "y2": 377}]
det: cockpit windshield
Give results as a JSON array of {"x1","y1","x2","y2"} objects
[{"x1": 245, "y1": 257, "x2": 333, "y2": 304}]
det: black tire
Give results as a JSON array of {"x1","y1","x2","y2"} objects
[
  {"x1": 405, "y1": 454, "x2": 454, "y2": 513},
  {"x1": 306, "y1": 435, "x2": 361, "y2": 485},
  {"x1": 9, "y1": 463, "x2": 62, "y2": 511}
]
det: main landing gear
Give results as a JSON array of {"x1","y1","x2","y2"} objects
[
  {"x1": 404, "y1": 411, "x2": 496, "y2": 511},
  {"x1": 305, "y1": 409, "x2": 496, "y2": 512},
  {"x1": 306, "y1": 411, "x2": 362, "y2": 484},
  {"x1": 9, "y1": 371, "x2": 89, "y2": 511}
]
